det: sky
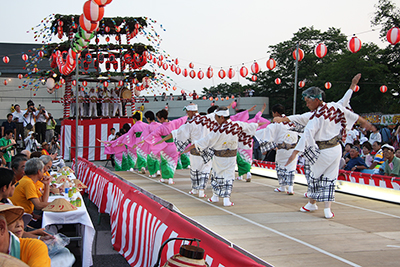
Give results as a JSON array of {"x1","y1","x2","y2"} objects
[{"x1": 0, "y1": 0, "x2": 390, "y2": 95}]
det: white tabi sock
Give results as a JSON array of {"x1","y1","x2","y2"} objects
[
  {"x1": 288, "y1": 186, "x2": 294, "y2": 193},
  {"x1": 198, "y1": 189, "x2": 205, "y2": 198},
  {"x1": 223, "y1": 197, "x2": 234, "y2": 206},
  {"x1": 324, "y1": 208, "x2": 334, "y2": 219},
  {"x1": 210, "y1": 194, "x2": 219, "y2": 202}
]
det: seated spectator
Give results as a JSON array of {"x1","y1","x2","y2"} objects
[
  {"x1": 11, "y1": 155, "x2": 28, "y2": 182},
  {"x1": 342, "y1": 143, "x2": 352, "y2": 163},
  {"x1": 24, "y1": 131, "x2": 40, "y2": 152},
  {"x1": 20, "y1": 150, "x2": 31, "y2": 159},
  {"x1": 353, "y1": 140, "x2": 361, "y2": 150},
  {"x1": 30, "y1": 151, "x2": 42, "y2": 158},
  {"x1": 368, "y1": 141, "x2": 384, "y2": 171},
  {"x1": 369, "y1": 124, "x2": 382, "y2": 145},
  {"x1": 361, "y1": 141, "x2": 374, "y2": 168},
  {"x1": 382, "y1": 144, "x2": 400, "y2": 177},
  {"x1": 0, "y1": 168, "x2": 16, "y2": 204},
  {"x1": 396, "y1": 148, "x2": 400, "y2": 159},
  {"x1": 344, "y1": 146, "x2": 367, "y2": 172},
  {"x1": 40, "y1": 142, "x2": 57, "y2": 161},
  {"x1": 345, "y1": 126, "x2": 359, "y2": 145},
  {"x1": 0, "y1": 204, "x2": 51, "y2": 267},
  {"x1": 9, "y1": 158, "x2": 50, "y2": 216},
  {"x1": 392, "y1": 124, "x2": 400, "y2": 150}
]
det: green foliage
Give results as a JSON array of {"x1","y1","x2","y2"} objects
[{"x1": 202, "y1": 82, "x2": 252, "y2": 97}]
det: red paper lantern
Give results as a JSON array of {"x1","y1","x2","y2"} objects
[
  {"x1": 93, "y1": 0, "x2": 112, "y2": 7},
  {"x1": 251, "y1": 75, "x2": 257, "y2": 82},
  {"x1": 157, "y1": 60, "x2": 163, "y2": 67},
  {"x1": 135, "y1": 23, "x2": 140, "y2": 29},
  {"x1": 115, "y1": 26, "x2": 121, "y2": 33},
  {"x1": 380, "y1": 85, "x2": 387, "y2": 93},
  {"x1": 292, "y1": 48, "x2": 304, "y2": 61},
  {"x1": 104, "y1": 26, "x2": 110, "y2": 33},
  {"x1": 218, "y1": 69, "x2": 226, "y2": 79},
  {"x1": 266, "y1": 58, "x2": 276, "y2": 70},
  {"x1": 314, "y1": 43, "x2": 327, "y2": 58},
  {"x1": 202, "y1": 96, "x2": 206, "y2": 100},
  {"x1": 347, "y1": 36, "x2": 362, "y2": 53},
  {"x1": 162, "y1": 63, "x2": 168, "y2": 70},
  {"x1": 158, "y1": 55, "x2": 164, "y2": 61},
  {"x1": 60, "y1": 78, "x2": 65, "y2": 84},
  {"x1": 325, "y1": 82, "x2": 332, "y2": 89},
  {"x1": 72, "y1": 80, "x2": 77, "y2": 86},
  {"x1": 172, "y1": 86, "x2": 177, "y2": 91},
  {"x1": 118, "y1": 80, "x2": 124, "y2": 86},
  {"x1": 189, "y1": 62, "x2": 194, "y2": 69},
  {"x1": 175, "y1": 58, "x2": 179, "y2": 65},
  {"x1": 387, "y1": 27, "x2": 400, "y2": 45},
  {"x1": 83, "y1": 0, "x2": 104, "y2": 22},
  {"x1": 225, "y1": 96, "x2": 229, "y2": 100},
  {"x1": 240, "y1": 66, "x2": 248, "y2": 77},
  {"x1": 183, "y1": 69, "x2": 188, "y2": 77},
  {"x1": 2, "y1": 56, "x2": 10, "y2": 64},
  {"x1": 228, "y1": 67, "x2": 235, "y2": 79},
  {"x1": 18, "y1": 74, "x2": 23, "y2": 79},
  {"x1": 354, "y1": 85, "x2": 360, "y2": 92},
  {"x1": 197, "y1": 70, "x2": 204, "y2": 80},
  {"x1": 3, "y1": 79, "x2": 8, "y2": 85},
  {"x1": 209, "y1": 97, "x2": 213, "y2": 101},
  {"x1": 103, "y1": 81, "x2": 109, "y2": 87},
  {"x1": 231, "y1": 95, "x2": 234, "y2": 99},
  {"x1": 299, "y1": 81, "x2": 305, "y2": 88},
  {"x1": 170, "y1": 64, "x2": 176, "y2": 72},
  {"x1": 79, "y1": 14, "x2": 98, "y2": 33},
  {"x1": 22, "y1": 54, "x2": 28, "y2": 61},
  {"x1": 206, "y1": 67, "x2": 213, "y2": 79},
  {"x1": 58, "y1": 20, "x2": 64, "y2": 27},
  {"x1": 38, "y1": 50, "x2": 45, "y2": 58},
  {"x1": 143, "y1": 77, "x2": 151, "y2": 88},
  {"x1": 181, "y1": 90, "x2": 185, "y2": 94},
  {"x1": 32, "y1": 67, "x2": 39, "y2": 73},
  {"x1": 82, "y1": 81, "x2": 88, "y2": 87},
  {"x1": 275, "y1": 78, "x2": 281, "y2": 85},
  {"x1": 175, "y1": 66, "x2": 181, "y2": 75},
  {"x1": 215, "y1": 97, "x2": 219, "y2": 101},
  {"x1": 115, "y1": 35, "x2": 120, "y2": 41},
  {"x1": 189, "y1": 70, "x2": 196, "y2": 79},
  {"x1": 251, "y1": 61, "x2": 260, "y2": 74}
]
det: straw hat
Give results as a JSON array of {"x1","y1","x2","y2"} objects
[
  {"x1": 73, "y1": 179, "x2": 87, "y2": 189},
  {"x1": 0, "y1": 253, "x2": 29, "y2": 267},
  {"x1": 55, "y1": 175, "x2": 70, "y2": 184},
  {"x1": 0, "y1": 204, "x2": 24, "y2": 225},
  {"x1": 43, "y1": 198, "x2": 77, "y2": 212},
  {"x1": 61, "y1": 166, "x2": 74, "y2": 174}
]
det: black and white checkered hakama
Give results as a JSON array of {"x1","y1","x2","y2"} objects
[
  {"x1": 174, "y1": 138, "x2": 191, "y2": 153},
  {"x1": 190, "y1": 169, "x2": 210, "y2": 190},
  {"x1": 276, "y1": 164, "x2": 295, "y2": 186},
  {"x1": 199, "y1": 148, "x2": 214, "y2": 164},
  {"x1": 306, "y1": 174, "x2": 336, "y2": 202},
  {"x1": 258, "y1": 140, "x2": 277, "y2": 154},
  {"x1": 210, "y1": 173, "x2": 233, "y2": 197}
]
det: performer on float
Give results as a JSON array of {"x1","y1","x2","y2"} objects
[
  {"x1": 112, "y1": 88, "x2": 123, "y2": 117},
  {"x1": 157, "y1": 103, "x2": 217, "y2": 198},
  {"x1": 138, "y1": 109, "x2": 187, "y2": 185},
  {"x1": 78, "y1": 86, "x2": 85, "y2": 117},
  {"x1": 255, "y1": 104, "x2": 301, "y2": 195},
  {"x1": 279, "y1": 74, "x2": 372, "y2": 219},
  {"x1": 184, "y1": 107, "x2": 262, "y2": 206},
  {"x1": 102, "y1": 87, "x2": 110, "y2": 117},
  {"x1": 88, "y1": 87, "x2": 97, "y2": 117},
  {"x1": 139, "y1": 111, "x2": 161, "y2": 177}
]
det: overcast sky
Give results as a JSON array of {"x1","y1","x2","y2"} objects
[{"x1": 0, "y1": 0, "x2": 389, "y2": 95}]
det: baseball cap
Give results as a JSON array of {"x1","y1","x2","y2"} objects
[{"x1": 382, "y1": 144, "x2": 395, "y2": 152}]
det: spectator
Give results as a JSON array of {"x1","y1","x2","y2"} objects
[
  {"x1": 361, "y1": 141, "x2": 374, "y2": 168},
  {"x1": 344, "y1": 146, "x2": 367, "y2": 172},
  {"x1": 248, "y1": 88, "x2": 255, "y2": 97},
  {"x1": 169, "y1": 93, "x2": 174, "y2": 101},
  {"x1": 35, "y1": 106, "x2": 48, "y2": 143},
  {"x1": 0, "y1": 129, "x2": 16, "y2": 168},
  {"x1": 396, "y1": 148, "x2": 400, "y2": 159},
  {"x1": 392, "y1": 124, "x2": 400, "y2": 150},
  {"x1": 46, "y1": 138, "x2": 64, "y2": 169},
  {"x1": 20, "y1": 150, "x2": 31, "y2": 159},
  {"x1": 9, "y1": 158, "x2": 51, "y2": 216},
  {"x1": 369, "y1": 124, "x2": 382, "y2": 145},
  {"x1": 12, "y1": 104, "x2": 25, "y2": 141},
  {"x1": 345, "y1": 126, "x2": 359, "y2": 145},
  {"x1": 11, "y1": 155, "x2": 27, "y2": 182},
  {"x1": 23, "y1": 100, "x2": 37, "y2": 139},
  {"x1": 182, "y1": 91, "x2": 187, "y2": 100},
  {"x1": 161, "y1": 92, "x2": 167, "y2": 101},
  {"x1": 342, "y1": 143, "x2": 352, "y2": 164},
  {"x1": 382, "y1": 144, "x2": 400, "y2": 177},
  {"x1": 108, "y1": 128, "x2": 116, "y2": 142},
  {"x1": 24, "y1": 131, "x2": 40, "y2": 152},
  {"x1": 96, "y1": 87, "x2": 103, "y2": 117},
  {"x1": 192, "y1": 90, "x2": 198, "y2": 100},
  {"x1": 1, "y1": 113, "x2": 16, "y2": 138},
  {"x1": 367, "y1": 141, "x2": 384, "y2": 173},
  {"x1": 0, "y1": 204, "x2": 51, "y2": 267},
  {"x1": 380, "y1": 125, "x2": 392, "y2": 144},
  {"x1": 154, "y1": 97, "x2": 158, "y2": 102},
  {"x1": 88, "y1": 87, "x2": 98, "y2": 117},
  {"x1": 0, "y1": 168, "x2": 15, "y2": 203},
  {"x1": 49, "y1": 136, "x2": 60, "y2": 155},
  {"x1": 45, "y1": 113, "x2": 56, "y2": 142},
  {"x1": 41, "y1": 142, "x2": 54, "y2": 159}
]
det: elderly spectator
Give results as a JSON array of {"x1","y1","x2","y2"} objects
[
  {"x1": 35, "y1": 106, "x2": 49, "y2": 143},
  {"x1": 20, "y1": 150, "x2": 31, "y2": 159},
  {"x1": 382, "y1": 144, "x2": 400, "y2": 177},
  {"x1": 0, "y1": 168, "x2": 16, "y2": 203},
  {"x1": 344, "y1": 146, "x2": 367, "y2": 172},
  {"x1": 0, "y1": 129, "x2": 16, "y2": 168},
  {"x1": 45, "y1": 112, "x2": 56, "y2": 142},
  {"x1": 1, "y1": 113, "x2": 16, "y2": 138},
  {"x1": 12, "y1": 104, "x2": 25, "y2": 141},
  {"x1": 9, "y1": 158, "x2": 50, "y2": 216},
  {"x1": 369, "y1": 124, "x2": 382, "y2": 146},
  {"x1": 11, "y1": 155, "x2": 28, "y2": 182},
  {"x1": 0, "y1": 204, "x2": 51, "y2": 267},
  {"x1": 24, "y1": 131, "x2": 40, "y2": 152},
  {"x1": 361, "y1": 141, "x2": 374, "y2": 168}
]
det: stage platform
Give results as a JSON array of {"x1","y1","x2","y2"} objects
[{"x1": 111, "y1": 168, "x2": 400, "y2": 267}]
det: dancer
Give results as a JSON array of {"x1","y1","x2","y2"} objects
[
  {"x1": 184, "y1": 107, "x2": 262, "y2": 206},
  {"x1": 281, "y1": 74, "x2": 372, "y2": 218},
  {"x1": 255, "y1": 104, "x2": 300, "y2": 195}
]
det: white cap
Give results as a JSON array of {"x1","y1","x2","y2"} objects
[
  {"x1": 359, "y1": 137, "x2": 368, "y2": 144},
  {"x1": 214, "y1": 109, "x2": 230, "y2": 117},
  {"x1": 382, "y1": 144, "x2": 395, "y2": 152}
]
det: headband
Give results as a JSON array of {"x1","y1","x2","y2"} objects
[
  {"x1": 183, "y1": 104, "x2": 198, "y2": 111},
  {"x1": 214, "y1": 109, "x2": 230, "y2": 117}
]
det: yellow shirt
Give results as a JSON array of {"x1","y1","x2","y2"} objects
[
  {"x1": 35, "y1": 180, "x2": 44, "y2": 198},
  {"x1": 20, "y1": 238, "x2": 51, "y2": 267},
  {"x1": 9, "y1": 176, "x2": 39, "y2": 214}
]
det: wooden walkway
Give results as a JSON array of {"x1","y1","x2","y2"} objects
[{"x1": 114, "y1": 169, "x2": 400, "y2": 267}]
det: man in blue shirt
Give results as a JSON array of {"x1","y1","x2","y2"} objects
[
  {"x1": 1, "y1": 113, "x2": 16, "y2": 138},
  {"x1": 344, "y1": 146, "x2": 367, "y2": 172}
]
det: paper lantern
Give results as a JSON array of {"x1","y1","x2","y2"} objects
[
  {"x1": 292, "y1": 48, "x2": 304, "y2": 61},
  {"x1": 251, "y1": 61, "x2": 260, "y2": 74},
  {"x1": 103, "y1": 81, "x2": 109, "y2": 87},
  {"x1": 231, "y1": 95, "x2": 234, "y2": 99},
  {"x1": 202, "y1": 96, "x2": 206, "y2": 100},
  {"x1": 170, "y1": 64, "x2": 176, "y2": 72},
  {"x1": 240, "y1": 66, "x2": 248, "y2": 77},
  {"x1": 266, "y1": 58, "x2": 276, "y2": 70},
  {"x1": 115, "y1": 26, "x2": 121, "y2": 33},
  {"x1": 354, "y1": 85, "x2": 360, "y2": 92},
  {"x1": 18, "y1": 74, "x2": 23, "y2": 79},
  {"x1": 104, "y1": 26, "x2": 110, "y2": 33},
  {"x1": 228, "y1": 67, "x2": 235, "y2": 79},
  {"x1": 158, "y1": 55, "x2": 164, "y2": 61},
  {"x1": 189, "y1": 62, "x2": 194, "y2": 69},
  {"x1": 275, "y1": 78, "x2": 281, "y2": 85},
  {"x1": 157, "y1": 60, "x2": 163, "y2": 67},
  {"x1": 46, "y1": 78, "x2": 55, "y2": 89},
  {"x1": 380, "y1": 85, "x2": 387, "y2": 93},
  {"x1": 386, "y1": 27, "x2": 400, "y2": 45},
  {"x1": 225, "y1": 96, "x2": 229, "y2": 100},
  {"x1": 218, "y1": 69, "x2": 226, "y2": 79},
  {"x1": 215, "y1": 97, "x2": 219, "y2": 101},
  {"x1": 347, "y1": 36, "x2": 362, "y2": 53},
  {"x1": 299, "y1": 81, "x2": 305, "y2": 88},
  {"x1": 3, "y1": 79, "x2": 8, "y2": 85},
  {"x1": 197, "y1": 70, "x2": 204, "y2": 80},
  {"x1": 143, "y1": 77, "x2": 151, "y2": 88},
  {"x1": 72, "y1": 80, "x2": 77, "y2": 86},
  {"x1": 314, "y1": 43, "x2": 327, "y2": 58},
  {"x1": 93, "y1": 0, "x2": 112, "y2": 7},
  {"x1": 82, "y1": 81, "x2": 88, "y2": 87},
  {"x1": 189, "y1": 70, "x2": 196, "y2": 79},
  {"x1": 325, "y1": 82, "x2": 332, "y2": 89},
  {"x1": 181, "y1": 90, "x2": 185, "y2": 94},
  {"x1": 175, "y1": 66, "x2": 181, "y2": 75},
  {"x1": 109, "y1": 53, "x2": 116, "y2": 62},
  {"x1": 83, "y1": 0, "x2": 104, "y2": 22},
  {"x1": 115, "y1": 35, "x2": 120, "y2": 41},
  {"x1": 22, "y1": 54, "x2": 28, "y2": 61},
  {"x1": 38, "y1": 50, "x2": 45, "y2": 58},
  {"x1": 79, "y1": 14, "x2": 98, "y2": 33},
  {"x1": 251, "y1": 75, "x2": 257, "y2": 82},
  {"x1": 175, "y1": 58, "x2": 179, "y2": 65},
  {"x1": 182, "y1": 69, "x2": 188, "y2": 77},
  {"x1": 118, "y1": 80, "x2": 124, "y2": 86},
  {"x1": 209, "y1": 97, "x2": 213, "y2": 101},
  {"x1": 2, "y1": 56, "x2": 9, "y2": 64},
  {"x1": 172, "y1": 86, "x2": 177, "y2": 91},
  {"x1": 162, "y1": 63, "x2": 168, "y2": 70},
  {"x1": 32, "y1": 67, "x2": 39, "y2": 73},
  {"x1": 206, "y1": 67, "x2": 213, "y2": 79},
  {"x1": 58, "y1": 20, "x2": 64, "y2": 26}
]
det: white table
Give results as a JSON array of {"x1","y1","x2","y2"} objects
[{"x1": 42, "y1": 193, "x2": 95, "y2": 267}]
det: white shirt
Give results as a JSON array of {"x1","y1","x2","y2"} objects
[
  {"x1": 108, "y1": 133, "x2": 116, "y2": 142},
  {"x1": 36, "y1": 110, "x2": 48, "y2": 123},
  {"x1": 12, "y1": 110, "x2": 24, "y2": 123},
  {"x1": 345, "y1": 129, "x2": 359, "y2": 145},
  {"x1": 22, "y1": 110, "x2": 36, "y2": 126}
]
